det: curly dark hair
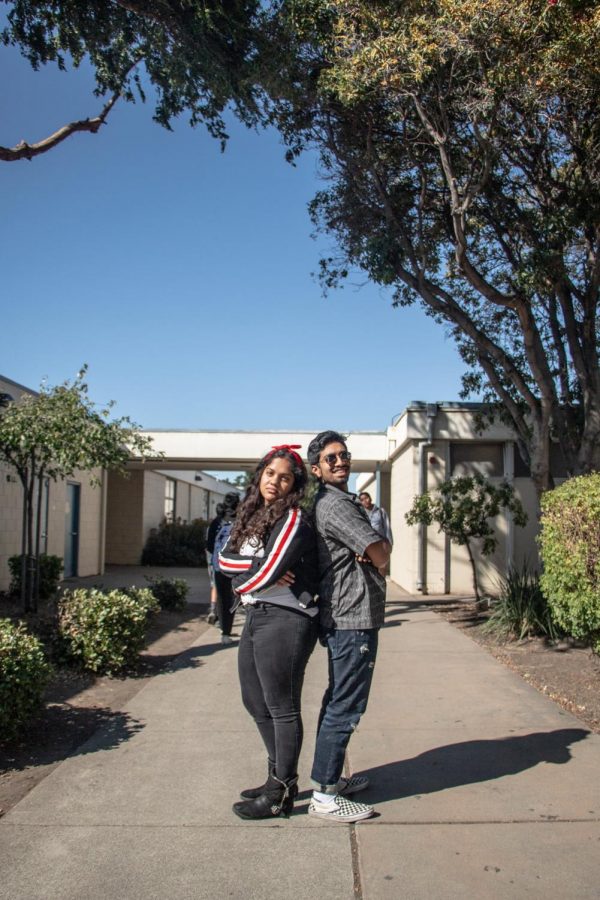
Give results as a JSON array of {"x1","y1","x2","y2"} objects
[{"x1": 227, "y1": 448, "x2": 307, "y2": 552}]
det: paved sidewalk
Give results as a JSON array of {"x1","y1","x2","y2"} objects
[
  {"x1": 1, "y1": 583, "x2": 599, "y2": 899},
  {"x1": 61, "y1": 564, "x2": 212, "y2": 605}
]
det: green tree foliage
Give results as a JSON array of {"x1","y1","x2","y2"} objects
[
  {"x1": 0, "y1": 618, "x2": 51, "y2": 742},
  {"x1": 301, "y1": 473, "x2": 319, "y2": 513},
  {"x1": 405, "y1": 474, "x2": 527, "y2": 601},
  {"x1": 265, "y1": 0, "x2": 600, "y2": 495},
  {"x1": 539, "y1": 472, "x2": 600, "y2": 651},
  {"x1": 4, "y1": 2, "x2": 598, "y2": 497},
  {"x1": 1, "y1": 0, "x2": 265, "y2": 160},
  {"x1": 0, "y1": 367, "x2": 155, "y2": 611}
]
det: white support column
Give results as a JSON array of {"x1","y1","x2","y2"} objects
[{"x1": 375, "y1": 464, "x2": 382, "y2": 506}]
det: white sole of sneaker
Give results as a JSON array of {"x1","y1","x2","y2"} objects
[{"x1": 308, "y1": 806, "x2": 374, "y2": 823}]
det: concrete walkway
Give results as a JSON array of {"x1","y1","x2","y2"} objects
[
  {"x1": 1, "y1": 583, "x2": 599, "y2": 899},
  {"x1": 60, "y1": 564, "x2": 212, "y2": 605}
]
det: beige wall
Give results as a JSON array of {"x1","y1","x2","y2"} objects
[
  {"x1": 0, "y1": 377, "x2": 106, "y2": 588},
  {"x1": 388, "y1": 423, "x2": 544, "y2": 596},
  {"x1": 105, "y1": 470, "x2": 144, "y2": 565},
  {"x1": 0, "y1": 460, "x2": 26, "y2": 591},
  {"x1": 389, "y1": 443, "x2": 419, "y2": 590},
  {"x1": 191, "y1": 486, "x2": 209, "y2": 521},
  {"x1": 143, "y1": 471, "x2": 170, "y2": 550},
  {"x1": 57, "y1": 473, "x2": 104, "y2": 578},
  {"x1": 105, "y1": 470, "x2": 212, "y2": 565},
  {"x1": 0, "y1": 463, "x2": 104, "y2": 591},
  {"x1": 173, "y1": 479, "x2": 211, "y2": 523}
]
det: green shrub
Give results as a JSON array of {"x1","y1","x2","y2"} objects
[
  {"x1": 145, "y1": 576, "x2": 189, "y2": 611},
  {"x1": 483, "y1": 564, "x2": 561, "y2": 641},
  {"x1": 0, "y1": 618, "x2": 51, "y2": 741},
  {"x1": 539, "y1": 473, "x2": 600, "y2": 652},
  {"x1": 57, "y1": 588, "x2": 159, "y2": 674},
  {"x1": 8, "y1": 554, "x2": 63, "y2": 599},
  {"x1": 141, "y1": 519, "x2": 207, "y2": 567}
]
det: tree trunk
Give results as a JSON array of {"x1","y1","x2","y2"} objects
[
  {"x1": 33, "y1": 469, "x2": 45, "y2": 612},
  {"x1": 23, "y1": 457, "x2": 37, "y2": 613},
  {"x1": 464, "y1": 538, "x2": 480, "y2": 603},
  {"x1": 19, "y1": 467, "x2": 28, "y2": 611}
]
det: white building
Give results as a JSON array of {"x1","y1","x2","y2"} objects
[
  {"x1": 1, "y1": 373, "x2": 558, "y2": 595},
  {"x1": 0, "y1": 375, "x2": 238, "y2": 590}
]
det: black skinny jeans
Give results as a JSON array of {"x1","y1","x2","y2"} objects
[
  {"x1": 214, "y1": 572, "x2": 235, "y2": 636},
  {"x1": 238, "y1": 603, "x2": 318, "y2": 783}
]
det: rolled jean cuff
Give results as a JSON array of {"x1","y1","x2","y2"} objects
[{"x1": 310, "y1": 778, "x2": 339, "y2": 794}]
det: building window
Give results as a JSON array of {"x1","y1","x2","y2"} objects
[
  {"x1": 450, "y1": 443, "x2": 504, "y2": 478},
  {"x1": 165, "y1": 478, "x2": 176, "y2": 522}
]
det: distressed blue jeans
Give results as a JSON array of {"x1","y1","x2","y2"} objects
[{"x1": 310, "y1": 627, "x2": 379, "y2": 792}]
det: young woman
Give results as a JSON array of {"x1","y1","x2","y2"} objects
[{"x1": 218, "y1": 444, "x2": 319, "y2": 820}]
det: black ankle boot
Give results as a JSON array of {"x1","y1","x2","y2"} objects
[
  {"x1": 240, "y1": 760, "x2": 275, "y2": 800},
  {"x1": 232, "y1": 774, "x2": 298, "y2": 820}
]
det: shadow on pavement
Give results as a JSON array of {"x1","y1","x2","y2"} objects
[
  {"x1": 161, "y1": 638, "x2": 239, "y2": 673},
  {"x1": 0, "y1": 706, "x2": 145, "y2": 774},
  {"x1": 359, "y1": 728, "x2": 591, "y2": 801}
]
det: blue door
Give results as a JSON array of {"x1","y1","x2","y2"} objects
[{"x1": 64, "y1": 483, "x2": 81, "y2": 577}]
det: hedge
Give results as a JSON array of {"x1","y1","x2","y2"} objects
[{"x1": 539, "y1": 472, "x2": 600, "y2": 651}]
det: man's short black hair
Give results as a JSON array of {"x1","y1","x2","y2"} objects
[
  {"x1": 359, "y1": 491, "x2": 372, "y2": 500},
  {"x1": 307, "y1": 430, "x2": 347, "y2": 466}
]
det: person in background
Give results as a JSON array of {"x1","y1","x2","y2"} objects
[
  {"x1": 218, "y1": 445, "x2": 319, "y2": 820},
  {"x1": 306, "y1": 431, "x2": 391, "y2": 823},
  {"x1": 358, "y1": 491, "x2": 393, "y2": 545},
  {"x1": 205, "y1": 503, "x2": 225, "y2": 625},
  {"x1": 211, "y1": 492, "x2": 240, "y2": 644}
]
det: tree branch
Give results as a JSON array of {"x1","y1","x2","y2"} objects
[
  {"x1": 0, "y1": 55, "x2": 143, "y2": 162},
  {"x1": 0, "y1": 91, "x2": 121, "y2": 162},
  {"x1": 410, "y1": 93, "x2": 519, "y2": 312}
]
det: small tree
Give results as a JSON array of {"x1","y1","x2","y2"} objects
[
  {"x1": 406, "y1": 474, "x2": 527, "y2": 603},
  {"x1": 0, "y1": 367, "x2": 155, "y2": 612}
]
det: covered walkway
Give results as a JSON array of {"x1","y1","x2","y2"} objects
[{"x1": 132, "y1": 428, "x2": 391, "y2": 474}]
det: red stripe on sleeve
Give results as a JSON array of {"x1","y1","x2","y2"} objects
[{"x1": 236, "y1": 509, "x2": 299, "y2": 594}]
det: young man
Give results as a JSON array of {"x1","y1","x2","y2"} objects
[
  {"x1": 358, "y1": 491, "x2": 393, "y2": 545},
  {"x1": 307, "y1": 430, "x2": 391, "y2": 822}
]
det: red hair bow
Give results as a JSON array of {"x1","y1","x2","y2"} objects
[{"x1": 270, "y1": 444, "x2": 304, "y2": 468}]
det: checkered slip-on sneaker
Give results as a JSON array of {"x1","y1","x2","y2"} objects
[
  {"x1": 337, "y1": 775, "x2": 369, "y2": 796},
  {"x1": 308, "y1": 795, "x2": 374, "y2": 822}
]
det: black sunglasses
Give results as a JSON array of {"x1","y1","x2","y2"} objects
[{"x1": 320, "y1": 450, "x2": 352, "y2": 467}]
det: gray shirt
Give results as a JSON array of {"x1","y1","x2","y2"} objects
[
  {"x1": 367, "y1": 505, "x2": 393, "y2": 545},
  {"x1": 314, "y1": 483, "x2": 387, "y2": 629}
]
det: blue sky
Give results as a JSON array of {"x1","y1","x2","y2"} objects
[{"x1": 1, "y1": 44, "x2": 471, "y2": 434}]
